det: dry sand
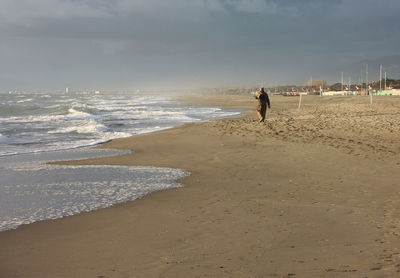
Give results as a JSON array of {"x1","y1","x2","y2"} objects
[{"x1": 1, "y1": 95, "x2": 400, "y2": 277}]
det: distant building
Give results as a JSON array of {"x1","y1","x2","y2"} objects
[
  {"x1": 374, "y1": 89, "x2": 400, "y2": 96},
  {"x1": 322, "y1": 90, "x2": 349, "y2": 96}
]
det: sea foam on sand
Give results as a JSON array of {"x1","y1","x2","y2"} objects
[{"x1": 0, "y1": 148, "x2": 188, "y2": 231}]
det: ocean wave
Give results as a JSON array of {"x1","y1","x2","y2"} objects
[
  {"x1": 0, "y1": 92, "x2": 242, "y2": 158},
  {"x1": 49, "y1": 120, "x2": 108, "y2": 134},
  {"x1": 2, "y1": 108, "x2": 98, "y2": 123},
  {"x1": 0, "y1": 104, "x2": 42, "y2": 117},
  {"x1": 16, "y1": 98, "x2": 33, "y2": 103},
  {"x1": 0, "y1": 139, "x2": 111, "y2": 157},
  {"x1": 62, "y1": 108, "x2": 97, "y2": 120}
]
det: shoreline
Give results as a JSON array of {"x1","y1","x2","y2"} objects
[
  {"x1": 0, "y1": 96, "x2": 243, "y2": 233},
  {"x1": 1, "y1": 95, "x2": 400, "y2": 277}
]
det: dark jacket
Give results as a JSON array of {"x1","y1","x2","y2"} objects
[{"x1": 255, "y1": 91, "x2": 271, "y2": 108}]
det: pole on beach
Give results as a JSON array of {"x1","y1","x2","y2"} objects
[
  {"x1": 341, "y1": 72, "x2": 344, "y2": 91},
  {"x1": 384, "y1": 71, "x2": 387, "y2": 90},
  {"x1": 360, "y1": 66, "x2": 363, "y2": 94},
  {"x1": 379, "y1": 64, "x2": 382, "y2": 92},
  {"x1": 366, "y1": 63, "x2": 372, "y2": 104},
  {"x1": 366, "y1": 64, "x2": 368, "y2": 94},
  {"x1": 348, "y1": 76, "x2": 351, "y2": 95},
  {"x1": 298, "y1": 94, "x2": 302, "y2": 109},
  {"x1": 370, "y1": 90, "x2": 373, "y2": 105}
]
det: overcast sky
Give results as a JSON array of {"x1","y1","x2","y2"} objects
[{"x1": 1, "y1": 0, "x2": 399, "y2": 91}]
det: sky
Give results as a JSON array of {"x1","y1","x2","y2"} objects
[{"x1": 0, "y1": 0, "x2": 399, "y2": 91}]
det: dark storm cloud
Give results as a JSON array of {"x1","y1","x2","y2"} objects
[{"x1": 0, "y1": 0, "x2": 399, "y2": 90}]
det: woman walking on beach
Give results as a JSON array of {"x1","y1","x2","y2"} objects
[{"x1": 254, "y1": 87, "x2": 271, "y2": 122}]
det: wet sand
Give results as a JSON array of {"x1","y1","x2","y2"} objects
[{"x1": 1, "y1": 95, "x2": 400, "y2": 277}]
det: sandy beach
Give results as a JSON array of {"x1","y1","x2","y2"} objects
[{"x1": 1, "y1": 95, "x2": 400, "y2": 277}]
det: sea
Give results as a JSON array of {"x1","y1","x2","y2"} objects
[{"x1": 0, "y1": 91, "x2": 240, "y2": 231}]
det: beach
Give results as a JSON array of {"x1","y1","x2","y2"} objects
[{"x1": 1, "y1": 95, "x2": 400, "y2": 277}]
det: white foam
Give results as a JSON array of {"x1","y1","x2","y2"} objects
[
  {"x1": 1, "y1": 108, "x2": 97, "y2": 124},
  {"x1": 63, "y1": 108, "x2": 96, "y2": 120},
  {"x1": 49, "y1": 120, "x2": 108, "y2": 134},
  {"x1": 131, "y1": 125, "x2": 174, "y2": 135},
  {"x1": 0, "y1": 139, "x2": 108, "y2": 157},
  {"x1": 16, "y1": 98, "x2": 33, "y2": 103},
  {"x1": 0, "y1": 164, "x2": 189, "y2": 231}
]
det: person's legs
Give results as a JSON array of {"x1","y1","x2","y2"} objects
[
  {"x1": 260, "y1": 106, "x2": 267, "y2": 122},
  {"x1": 256, "y1": 105, "x2": 263, "y2": 122},
  {"x1": 257, "y1": 110, "x2": 263, "y2": 122}
]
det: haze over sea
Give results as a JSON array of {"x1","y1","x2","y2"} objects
[{"x1": 0, "y1": 91, "x2": 240, "y2": 231}]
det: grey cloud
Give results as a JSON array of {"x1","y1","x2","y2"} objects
[
  {"x1": 204, "y1": 0, "x2": 343, "y2": 15},
  {"x1": 0, "y1": 0, "x2": 399, "y2": 90},
  {"x1": 0, "y1": 0, "x2": 110, "y2": 25}
]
